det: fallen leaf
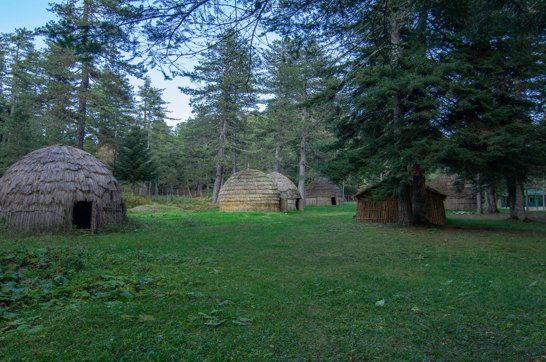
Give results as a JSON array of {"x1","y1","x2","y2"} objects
[{"x1": 138, "y1": 314, "x2": 155, "y2": 322}]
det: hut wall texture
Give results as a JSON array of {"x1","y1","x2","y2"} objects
[
  {"x1": 429, "y1": 174, "x2": 476, "y2": 210},
  {"x1": 426, "y1": 192, "x2": 447, "y2": 225},
  {"x1": 356, "y1": 199, "x2": 398, "y2": 223},
  {"x1": 219, "y1": 169, "x2": 281, "y2": 212},
  {"x1": 266, "y1": 172, "x2": 302, "y2": 212},
  {"x1": 0, "y1": 145, "x2": 125, "y2": 231},
  {"x1": 305, "y1": 178, "x2": 343, "y2": 206},
  {"x1": 355, "y1": 188, "x2": 446, "y2": 225},
  {"x1": 287, "y1": 199, "x2": 297, "y2": 211},
  {"x1": 305, "y1": 197, "x2": 338, "y2": 207}
]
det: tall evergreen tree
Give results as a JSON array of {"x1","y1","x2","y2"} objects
[
  {"x1": 434, "y1": 0, "x2": 546, "y2": 220},
  {"x1": 42, "y1": 0, "x2": 136, "y2": 149},
  {"x1": 181, "y1": 29, "x2": 257, "y2": 203},
  {"x1": 0, "y1": 29, "x2": 43, "y2": 174},
  {"x1": 114, "y1": 126, "x2": 156, "y2": 194}
]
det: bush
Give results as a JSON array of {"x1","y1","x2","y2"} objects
[{"x1": 123, "y1": 193, "x2": 150, "y2": 209}]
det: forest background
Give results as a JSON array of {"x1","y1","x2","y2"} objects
[{"x1": 0, "y1": 0, "x2": 544, "y2": 226}]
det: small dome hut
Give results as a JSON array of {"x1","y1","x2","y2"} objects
[
  {"x1": 0, "y1": 145, "x2": 125, "y2": 232},
  {"x1": 428, "y1": 174, "x2": 476, "y2": 210},
  {"x1": 305, "y1": 177, "x2": 343, "y2": 206},
  {"x1": 355, "y1": 184, "x2": 446, "y2": 225},
  {"x1": 267, "y1": 172, "x2": 304, "y2": 212},
  {"x1": 219, "y1": 169, "x2": 280, "y2": 212}
]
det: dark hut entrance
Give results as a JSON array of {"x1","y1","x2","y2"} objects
[
  {"x1": 331, "y1": 197, "x2": 337, "y2": 206},
  {"x1": 73, "y1": 201, "x2": 93, "y2": 229}
]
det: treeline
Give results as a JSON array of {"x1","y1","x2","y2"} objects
[{"x1": 0, "y1": 0, "x2": 545, "y2": 225}]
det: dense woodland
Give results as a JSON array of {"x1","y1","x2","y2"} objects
[{"x1": 0, "y1": 0, "x2": 544, "y2": 225}]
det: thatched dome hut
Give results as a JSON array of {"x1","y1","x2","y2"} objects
[
  {"x1": 219, "y1": 169, "x2": 280, "y2": 212},
  {"x1": 305, "y1": 177, "x2": 343, "y2": 206},
  {"x1": 428, "y1": 174, "x2": 476, "y2": 210},
  {"x1": 267, "y1": 172, "x2": 304, "y2": 212},
  {"x1": 355, "y1": 184, "x2": 446, "y2": 225},
  {"x1": 0, "y1": 145, "x2": 125, "y2": 232}
]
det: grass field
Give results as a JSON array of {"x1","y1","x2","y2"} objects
[{"x1": 1, "y1": 203, "x2": 544, "y2": 360}]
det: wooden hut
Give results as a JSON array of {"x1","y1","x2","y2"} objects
[
  {"x1": 355, "y1": 184, "x2": 447, "y2": 225},
  {"x1": 219, "y1": 169, "x2": 281, "y2": 212},
  {"x1": 428, "y1": 174, "x2": 476, "y2": 210},
  {"x1": 0, "y1": 145, "x2": 126, "y2": 232},
  {"x1": 305, "y1": 177, "x2": 343, "y2": 206},
  {"x1": 267, "y1": 172, "x2": 304, "y2": 212}
]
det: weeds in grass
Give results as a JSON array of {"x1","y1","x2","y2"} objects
[{"x1": 0, "y1": 205, "x2": 544, "y2": 360}]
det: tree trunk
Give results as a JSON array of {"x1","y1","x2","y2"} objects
[
  {"x1": 476, "y1": 172, "x2": 483, "y2": 214},
  {"x1": 197, "y1": 182, "x2": 203, "y2": 198},
  {"x1": 298, "y1": 130, "x2": 307, "y2": 199},
  {"x1": 274, "y1": 144, "x2": 281, "y2": 173},
  {"x1": 390, "y1": 11, "x2": 411, "y2": 227},
  {"x1": 212, "y1": 118, "x2": 226, "y2": 204},
  {"x1": 398, "y1": 181, "x2": 413, "y2": 227},
  {"x1": 411, "y1": 166, "x2": 428, "y2": 224},
  {"x1": 508, "y1": 179, "x2": 526, "y2": 220},
  {"x1": 76, "y1": 0, "x2": 90, "y2": 150},
  {"x1": 485, "y1": 184, "x2": 499, "y2": 213},
  {"x1": 232, "y1": 150, "x2": 237, "y2": 174}
]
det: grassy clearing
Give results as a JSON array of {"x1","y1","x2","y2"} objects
[{"x1": 0, "y1": 204, "x2": 544, "y2": 360}]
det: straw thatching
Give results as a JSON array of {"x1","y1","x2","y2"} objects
[
  {"x1": 428, "y1": 174, "x2": 476, "y2": 210},
  {"x1": 305, "y1": 177, "x2": 343, "y2": 206},
  {"x1": 219, "y1": 169, "x2": 281, "y2": 212},
  {"x1": 267, "y1": 172, "x2": 304, "y2": 212},
  {"x1": 355, "y1": 184, "x2": 447, "y2": 225},
  {"x1": 0, "y1": 145, "x2": 125, "y2": 232}
]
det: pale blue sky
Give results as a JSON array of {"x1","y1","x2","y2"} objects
[{"x1": 0, "y1": 0, "x2": 191, "y2": 127}]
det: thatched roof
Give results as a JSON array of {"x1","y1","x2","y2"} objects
[
  {"x1": 355, "y1": 183, "x2": 447, "y2": 225},
  {"x1": 219, "y1": 169, "x2": 281, "y2": 212},
  {"x1": 428, "y1": 174, "x2": 473, "y2": 197},
  {"x1": 306, "y1": 177, "x2": 342, "y2": 198},
  {"x1": 267, "y1": 172, "x2": 301, "y2": 200},
  {"x1": 0, "y1": 145, "x2": 125, "y2": 231},
  {"x1": 428, "y1": 174, "x2": 476, "y2": 210}
]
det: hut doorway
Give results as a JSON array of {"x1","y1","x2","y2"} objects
[
  {"x1": 73, "y1": 201, "x2": 93, "y2": 229},
  {"x1": 331, "y1": 197, "x2": 338, "y2": 206}
]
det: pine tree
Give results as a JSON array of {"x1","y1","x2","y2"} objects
[
  {"x1": 114, "y1": 126, "x2": 156, "y2": 194},
  {"x1": 42, "y1": 0, "x2": 135, "y2": 149},
  {"x1": 181, "y1": 29, "x2": 257, "y2": 203},
  {"x1": 0, "y1": 29, "x2": 43, "y2": 174},
  {"x1": 434, "y1": 0, "x2": 546, "y2": 220}
]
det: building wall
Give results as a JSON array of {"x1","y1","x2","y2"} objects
[{"x1": 305, "y1": 196, "x2": 340, "y2": 207}]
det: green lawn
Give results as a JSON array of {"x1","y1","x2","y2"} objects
[{"x1": 1, "y1": 204, "x2": 544, "y2": 360}]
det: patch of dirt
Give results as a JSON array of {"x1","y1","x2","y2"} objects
[{"x1": 128, "y1": 204, "x2": 184, "y2": 214}]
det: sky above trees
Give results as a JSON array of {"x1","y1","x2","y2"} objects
[{"x1": 0, "y1": 0, "x2": 191, "y2": 127}]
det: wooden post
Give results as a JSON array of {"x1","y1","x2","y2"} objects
[
  {"x1": 90, "y1": 201, "x2": 97, "y2": 235},
  {"x1": 280, "y1": 199, "x2": 288, "y2": 213},
  {"x1": 476, "y1": 173, "x2": 483, "y2": 214}
]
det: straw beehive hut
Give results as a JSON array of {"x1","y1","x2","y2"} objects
[
  {"x1": 305, "y1": 177, "x2": 343, "y2": 206},
  {"x1": 355, "y1": 184, "x2": 447, "y2": 225},
  {"x1": 0, "y1": 145, "x2": 125, "y2": 232},
  {"x1": 267, "y1": 172, "x2": 304, "y2": 212},
  {"x1": 219, "y1": 169, "x2": 281, "y2": 212},
  {"x1": 428, "y1": 174, "x2": 476, "y2": 210}
]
